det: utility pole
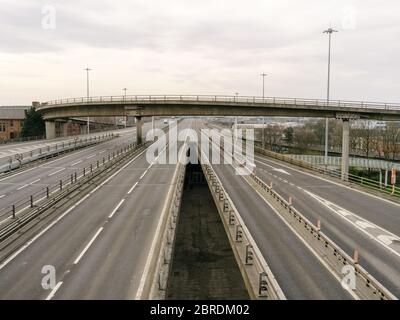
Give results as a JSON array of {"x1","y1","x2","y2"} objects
[
  {"x1": 323, "y1": 27, "x2": 338, "y2": 165},
  {"x1": 84, "y1": 67, "x2": 92, "y2": 134},
  {"x1": 260, "y1": 73, "x2": 267, "y2": 148}
]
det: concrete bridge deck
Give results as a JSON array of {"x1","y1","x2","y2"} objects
[
  {"x1": 36, "y1": 95, "x2": 400, "y2": 121},
  {"x1": 35, "y1": 95, "x2": 400, "y2": 181}
]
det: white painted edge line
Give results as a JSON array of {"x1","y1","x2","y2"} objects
[
  {"x1": 127, "y1": 182, "x2": 138, "y2": 195},
  {"x1": 304, "y1": 189, "x2": 400, "y2": 259},
  {"x1": 0, "y1": 205, "x2": 76, "y2": 271},
  {"x1": 0, "y1": 145, "x2": 150, "y2": 270},
  {"x1": 45, "y1": 281, "x2": 63, "y2": 300},
  {"x1": 139, "y1": 170, "x2": 148, "y2": 180},
  {"x1": 250, "y1": 182, "x2": 359, "y2": 300},
  {"x1": 108, "y1": 199, "x2": 125, "y2": 219},
  {"x1": 135, "y1": 131, "x2": 187, "y2": 299},
  {"x1": 73, "y1": 227, "x2": 103, "y2": 265}
]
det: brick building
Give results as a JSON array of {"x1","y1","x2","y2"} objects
[{"x1": 0, "y1": 106, "x2": 28, "y2": 141}]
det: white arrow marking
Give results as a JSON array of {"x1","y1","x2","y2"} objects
[{"x1": 377, "y1": 235, "x2": 400, "y2": 246}]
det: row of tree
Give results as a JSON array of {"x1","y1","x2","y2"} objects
[
  {"x1": 21, "y1": 107, "x2": 45, "y2": 138},
  {"x1": 261, "y1": 119, "x2": 400, "y2": 161}
]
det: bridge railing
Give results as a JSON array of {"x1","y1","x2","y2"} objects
[{"x1": 42, "y1": 95, "x2": 400, "y2": 111}]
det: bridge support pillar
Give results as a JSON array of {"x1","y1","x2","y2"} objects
[
  {"x1": 80, "y1": 124, "x2": 87, "y2": 135},
  {"x1": 61, "y1": 122, "x2": 68, "y2": 137},
  {"x1": 45, "y1": 121, "x2": 56, "y2": 140},
  {"x1": 341, "y1": 119, "x2": 350, "y2": 181},
  {"x1": 136, "y1": 116, "x2": 143, "y2": 145}
]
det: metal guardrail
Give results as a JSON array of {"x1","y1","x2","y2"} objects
[
  {"x1": 200, "y1": 148, "x2": 286, "y2": 300},
  {"x1": 0, "y1": 141, "x2": 143, "y2": 230},
  {"x1": 0, "y1": 135, "x2": 45, "y2": 145},
  {"x1": 148, "y1": 145, "x2": 186, "y2": 299},
  {"x1": 136, "y1": 136, "x2": 187, "y2": 299},
  {"x1": 243, "y1": 169, "x2": 397, "y2": 300},
  {"x1": 205, "y1": 126, "x2": 396, "y2": 299},
  {"x1": 0, "y1": 133, "x2": 114, "y2": 174},
  {"x1": 41, "y1": 95, "x2": 400, "y2": 111},
  {"x1": 256, "y1": 147, "x2": 400, "y2": 198}
]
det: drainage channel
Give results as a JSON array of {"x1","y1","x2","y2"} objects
[{"x1": 166, "y1": 162, "x2": 249, "y2": 299}]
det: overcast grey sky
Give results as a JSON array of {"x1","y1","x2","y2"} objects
[{"x1": 0, "y1": 0, "x2": 399, "y2": 105}]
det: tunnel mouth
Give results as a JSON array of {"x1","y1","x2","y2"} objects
[{"x1": 165, "y1": 161, "x2": 249, "y2": 300}]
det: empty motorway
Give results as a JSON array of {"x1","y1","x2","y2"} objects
[
  {"x1": 0, "y1": 119, "x2": 189, "y2": 299},
  {"x1": 0, "y1": 118, "x2": 398, "y2": 300}
]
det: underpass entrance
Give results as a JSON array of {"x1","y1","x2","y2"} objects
[{"x1": 166, "y1": 162, "x2": 249, "y2": 299}]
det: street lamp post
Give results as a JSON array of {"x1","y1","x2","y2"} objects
[
  {"x1": 260, "y1": 73, "x2": 267, "y2": 148},
  {"x1": 123, "y1": 88, "x2": 127, "y2": 128},
  {"x1": 234, "y1": 92, "x2": 239, "y2": 141},
  {"x1": 84, "y1": 67, "x2": 92, "y2": 134},
  {"x1": 260, "y1": 73, "x2": 267, "y2": 100},
  {"x1": 323, "y1": 27, "x2": 338, "y2": 165}
]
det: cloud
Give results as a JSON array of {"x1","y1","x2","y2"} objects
[{"x1": 0, "y1": 0, "x2": 399, "y2": 104}]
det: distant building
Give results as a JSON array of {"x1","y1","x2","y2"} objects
[{"x1": 0, "y1": 106, "x2": 29, "y2": 141}]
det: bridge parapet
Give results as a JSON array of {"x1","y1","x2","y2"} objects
[
  {"x1": 37, "y1": 95, "x2": 400, "y2": 121},
  {"x1": 41, "y1": 94, "x2": 400, "y2": 111}
]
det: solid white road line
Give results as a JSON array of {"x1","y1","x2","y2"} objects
[
  {"x1": 0, "y1": 205, "x2": 76, "y2": 271},
  {"x1": 127, "y1": 182, "x2": 138, "y2": 195},
  {"x1": 48, "y1": 168, "x2": 66, "y2": 176},
  {"x1": 139, "y1": 170, "x2": 148, "y2": 180},
  {"x1": 135, "y1": 130, "x2": 188, "y2": 299},
  {"x1": 73, "y1": 227, "x2": 104, "y2": 265},
  {"x1": 108, "y1": 199, "x2": 125, "y2": 218},
  {"x1": 248, "y1": 181, "x2": 359, "y2": 300},
  {"x1": 304, "y1": 189, "x2": 400, "y2": 259},
  {"x1": 45, "y1": 281, "x2": 63, "y2": 300}
]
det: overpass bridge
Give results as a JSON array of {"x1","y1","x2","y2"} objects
[{"x1": 35, "y1": 95, "x2": 400, "y2": 181}]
